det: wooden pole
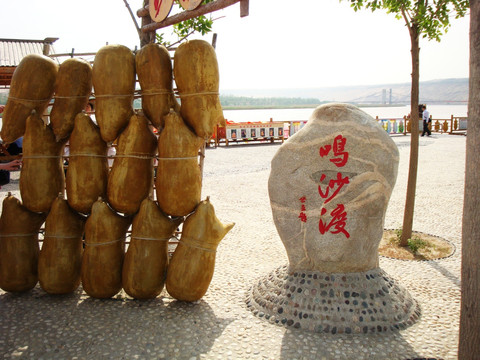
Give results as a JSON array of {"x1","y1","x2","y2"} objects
[
  {"x1": 138, "y1": 0, "x2": 247, "y2": 32},
  {"x1": 212, "y1": 33, "x2": 217, "y2": 49},
  {"x1": 459, "y1": 0, "x2": 480, "y2": 357},
  {"x1": 123, "y1": 0, "x2": 141, "y2": 38},
  {"x1": 240, "y1": 0, "x2": 249, "y2": 16},
  {"x1": 49, "y1": 51, "x2": 97, "y2": 58},
  {"x1": 198, "y1": 33, "x2": 219, "y2": 180},
  {"x1": 140, "y1": 0, "x2": 156, "y2": 46},
  {"x1": 400, "y1": 21, "x2": 420, "y2": 246}
]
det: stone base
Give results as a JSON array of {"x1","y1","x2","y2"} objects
[{"x1": 245, "y1": 265, "x2": 421, "y2": 334}]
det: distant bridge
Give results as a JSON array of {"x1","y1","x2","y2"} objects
[{"x1": 349, "y1": 89, "x2": 468, "y2": 105}]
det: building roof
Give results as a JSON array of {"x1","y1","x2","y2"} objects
[{"x1": 0, "y1": 37, "x2": 58, "y2": 87}]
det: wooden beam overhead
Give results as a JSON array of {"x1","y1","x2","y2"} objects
[
  {"x1": 137, "y1": 0, "x2": 248, "y2": 33},
  {"x1": 240, "y1": 0, "x2": 249, "y2": 17}
]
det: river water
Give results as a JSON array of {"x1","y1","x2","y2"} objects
[
  {"x1": 0, "y1": 105, "x2": 467, "y2": 133},
  {"x1": 223, "y1": 104, "x2": 468, "y2": 123}
]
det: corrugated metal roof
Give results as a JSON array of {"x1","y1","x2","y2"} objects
[
  {"x1": 0, "y1": 38, "x2": 58, "y2": 87},
  {"x1": 0, "y1": 38, "x2": 58, "y2": 67}
]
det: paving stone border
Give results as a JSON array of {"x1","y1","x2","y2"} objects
[
  {"x1": 0, "y1": 135, "x2": 466, "y2": 359},
  {"x1": 246, "y1": 264, "x2": 421, "y2": 334},
  {"x1": 380, "y1": 229, "x2": 457, "y2": 261}
]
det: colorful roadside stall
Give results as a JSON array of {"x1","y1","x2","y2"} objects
[
  {"x1": 288, "y1": 120, "x2": 308, "y2": 137},
  {"x1": 216, "y1": 120, "x2": 285, "y2": 146}
]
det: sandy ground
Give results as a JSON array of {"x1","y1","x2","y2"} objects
[{"x1": 0, "y1": 132, "x2": 467, "y2": 359}]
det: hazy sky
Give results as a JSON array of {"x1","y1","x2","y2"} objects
[{"x1": 1, "y1": 0, "x2": 470, "y2": 91}]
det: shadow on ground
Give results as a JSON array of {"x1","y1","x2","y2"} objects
[
  {"x1": 0, "y1": 286, "x2": 234, "y2": 359},
  {"x1": 280, "y1": 325, "x2": 422, "y2": 360}
]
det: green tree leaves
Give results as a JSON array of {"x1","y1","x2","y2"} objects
[
  {"x1": 155, "y1": 0, "x2": 215, "y2": 47},
  {"x1": 347, "y1": 0, "x2": 470, "y2": 42}
]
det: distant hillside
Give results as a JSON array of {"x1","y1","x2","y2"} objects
[
  {"x1": 220, "y1": 95, "x2": 324, "y2": 109},
  {"x1": 0, "y1": 78, "x2": 468, "y2": 108},
  {"x1": 221, "y1": 78, "x2": 468, "y2": 105}
]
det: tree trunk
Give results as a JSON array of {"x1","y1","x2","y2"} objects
[
  {"x1": 140, "y1": 0, "x2": 156, "y2": 47},
  {"x1": 400, "y1": 22, "x2": 420, "y2": 246},
  {"x1": 459, "y1": 0, "x2": 480, "y2": 357}
]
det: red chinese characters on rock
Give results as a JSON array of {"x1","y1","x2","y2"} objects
[
  {"x1": 318, "y1": 135, "x2": 350, "y2": 238},
  {"x1": 318, "y1": 172, "x2": 349, "y2": 204},
  {"x1": 298, "y1": 196, "x2": 307, "y2": 223},
  {"x1": 319, "y1": 134, "x2": 349, "y2": 168},
  {"x1": 319, "y1": 204, "x2": 350, "y2": 238},
  {"x1": 296, "y1": 135, "x2": 351, "y2": 238}
]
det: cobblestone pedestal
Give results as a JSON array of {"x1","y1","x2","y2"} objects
[{"x1": 246, "y1": 264, "x2": 421, "y2": 334}]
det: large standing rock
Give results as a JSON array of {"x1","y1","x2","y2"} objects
[
  {"x1": 268, "y1": 103, "x2": 399, "y2": 273},
  {"x1": 247, "y1": 104, "x2": 419, "y2": 335}
]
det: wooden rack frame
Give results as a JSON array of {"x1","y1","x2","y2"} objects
[{"x1": 137, "y1": 0, "x2": 249, "y2": 33}]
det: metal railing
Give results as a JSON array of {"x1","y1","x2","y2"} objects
[{"x1": 286, "y1": 115, "x2": 468, "y2": 138}]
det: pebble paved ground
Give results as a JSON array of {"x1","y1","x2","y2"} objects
[{"x1": 0, "y1": 132, "x2": 465, "y2": 359}]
